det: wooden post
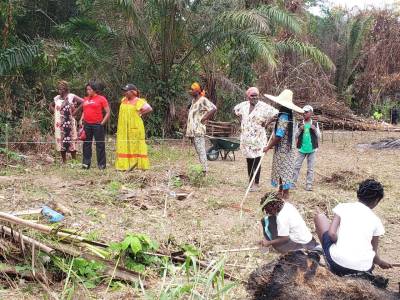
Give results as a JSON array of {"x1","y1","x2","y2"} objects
[
  {"x1": 321, "y1": 123, "x2": 324, "y2": 144},
  {"x1": 332, "y1": 123, "x2": 335, "y2": 143},
  {"x1": 5, "y1": 123, "x2": 9, "y2": 151}
]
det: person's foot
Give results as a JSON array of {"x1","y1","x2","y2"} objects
[
  {"x1": 249, "y1": 184, "x2": 261, "y2": 192},
  {"x1": 305, "y1": 184, "x2": 313, "y2": 191},
  {"x1": 82, "y1": 164, "x2": 90, "y2": 170}
]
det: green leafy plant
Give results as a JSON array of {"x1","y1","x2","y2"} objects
[
  {"x1": 52, "y1": 256, "x2": 105, "y2": 290},
  {"x1": 109, "y1": 233, "x2": 160, "y2": 273},
  {"x1": 170, "y1": 176, "x2": 183, "y2": 188},
  {"x1": 188, "y1": 164, "x2": 206, "y2": 187},
  {"x1": 0, "y1": 147, "x2": 22, "y2": 161},
  {"x1": 71, "y1": 258, "x2": 105, "y2": 289}
]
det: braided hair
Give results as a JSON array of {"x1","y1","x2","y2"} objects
[
  {"x1": 260, "y1": 192, "x2": 284, "y2": 215},
  {"x1": 357, "y1": 179, "x2": 384, "y2": 205}
]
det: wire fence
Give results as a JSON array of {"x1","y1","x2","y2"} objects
[{"x1": 1, "y1": 122, "x2": 399, "y2": 150}]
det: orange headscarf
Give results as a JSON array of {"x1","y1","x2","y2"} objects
[{"x1": 191, "y1": 82, "x2": 206, "y2": 97}]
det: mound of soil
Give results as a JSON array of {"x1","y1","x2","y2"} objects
[
  {"x1": 247, "y1": 251, "x2": 399, "y2": 300},
  {"x1": 321, "y1": 170, "x2": 364, "y2": 191}
]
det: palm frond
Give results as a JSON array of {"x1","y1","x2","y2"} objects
[
  {"x1": 347, "y1": 16, "x2": 373, "y2": 62},
  {"x1": 240, "y1": 33, "x2": 278, "y2": 68},
  {"x1": 0, "y1": 43, "x2": 41, "y2": 75},
  {"x1": 276, "y1": 39, "x2": 334, "y2": 70},
  {"x1": 258, "y1": 5, "x2": 302, "y2": 34},
  {"x1": 57, "y1": 17, "x2": 116, "y2": 41},
  {"x1": 217, "y1": 9, "x2": 272, "y2": 34}
]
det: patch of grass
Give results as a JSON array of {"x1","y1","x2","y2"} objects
[
  {"x1": 85, "y1": 230, "x2": 101, "y2": 241},
  {"x1": 85, "y1": 208, "x2": 99, "y2": 217},
  {"x1": 206, "y1": 197, "x2": 226, "y2": 210},
  {"x1": 107, "y1": 180, "x2": 122, "y2": 194},
  {"x1": 23, "y1": 185, "x2": 49, "y2": 199},
  {"x1": 148, "y1": 143, "x2": 191, "y2": 163}
]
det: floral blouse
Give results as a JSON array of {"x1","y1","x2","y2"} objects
[
  {"x1": 234, "y1": 101, "x2": 278, "y2": 158},
  {"x1": 186, "y1": 96, "x2": 217, "y2": 137}
]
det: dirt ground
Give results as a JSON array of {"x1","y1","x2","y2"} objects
[{"x1": 0, "y1": 130, "x2": 399, "y2": 299}]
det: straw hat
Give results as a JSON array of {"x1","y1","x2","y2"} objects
[{"x1": 264, "y1": 89, "x2": 304, "y2": 114}]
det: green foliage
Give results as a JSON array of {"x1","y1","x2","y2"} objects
[
  {"x1": 2, "y1": 0, "x2": 334, "y2": 140},
  {"x1": 52, "y1": 256, "x2": 105, "y2": 290},
  {"x1": 109, "y1": 233, "x2": 160, "y2": 274},
  {"x1": 188, "y1": 164, "x2": 206, "y2": 187},
  {"x1": 335, "y1": 15, "x2": 374, "y2": 95},
  {"x1": 0, "y1": 147, "x2": 22, "y2": 161},
  {"x1": 0, "y1": 43, "x2": 41, "y2": 75},
  {"x1": 170, "y1": 176, "x2": 183, "y2": 188},
  {"x1": 71, "y1": 258, "x2": 105, "y2": 289}
]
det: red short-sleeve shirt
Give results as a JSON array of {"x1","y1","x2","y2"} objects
[{"x1": 83, "y1": 95, "x2": 109, "y2": 124}]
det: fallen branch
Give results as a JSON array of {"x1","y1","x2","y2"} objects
[
  {"x1": 208, "y1": 247, "x2": 261, "y2": 255},
  {"x1": 0, "y1": 225, "x2": 54, "y2": 254}
]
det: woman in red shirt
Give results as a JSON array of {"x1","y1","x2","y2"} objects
[{"x1": 79, "y1": 81, "x2": 110, "y2": 169}]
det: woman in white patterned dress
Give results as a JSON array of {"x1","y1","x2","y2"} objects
[{"x1": 49, "y1": 81, "x2": 84, "y2": 163}]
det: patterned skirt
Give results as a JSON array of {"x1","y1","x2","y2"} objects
[{"x1": 271, "y1": 146, "x2": 296, "y2": 190}]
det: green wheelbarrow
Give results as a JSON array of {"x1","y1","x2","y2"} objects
[{"x1": 206, "y1": 136, "x2": 240, "y2": 161}]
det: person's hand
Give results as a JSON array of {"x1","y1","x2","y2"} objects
[
  {"x1": 201, "y1": 118, "x2": 208, "y2": 125},
  {"x1": 263, "y1": 147, "x2": 269, "y2": 153},
  {"x1": 377, "y1": 260, "x2": 392, "y2": 269},
  {"x1": 299, "y1": 125, "x2": 304, "y2": 131},
  {"x1": 311, "y1": 125, "x2": 317, "y2": 131},
  {"x1": 258, "y1": 240, "x2": 270, "y2": 247}
]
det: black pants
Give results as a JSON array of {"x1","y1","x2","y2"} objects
[
  {"x1": 246, "y1": 157, "x2": 261, "y2": 184},
  {"x1": 82, "y1": 124, "x2": 106, "y2": 169}
]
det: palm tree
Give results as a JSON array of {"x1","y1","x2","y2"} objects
[
  {"x1": 116, "y1": 0, "x2": 333, "y2": 132},
  {"x1": 334, "y1": 15, "x2": 373, "y2": 97}
]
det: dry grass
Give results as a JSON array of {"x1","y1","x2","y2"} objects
[{"x1": 0, "y1": 130, "x2": 399, "y2": 298}]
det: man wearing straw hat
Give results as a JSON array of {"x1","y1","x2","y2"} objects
[
  {"x1": 263, "y1": 90, "x2": 304, "y2": 199},
  {"x1": 234, "y1": 87, "x2": 278, "y2": 192}
]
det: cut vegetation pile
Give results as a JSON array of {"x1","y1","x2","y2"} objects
[
  {"x1": 320, "y1": 170, "x2": 365, "y2": 191},
  {"x1": 357, "y1": 138, "x2": 400, "y2": 150},
  {"x1": 247, "y1": 251, "x2": 399, "y2": 300}
]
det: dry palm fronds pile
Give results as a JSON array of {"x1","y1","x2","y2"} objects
[
  {"x1": 357, "y1": 137, "x2": 400, "y2": 150},
  {"x1": 247, "y1": 251, "x2": 399, "y2": 300}
]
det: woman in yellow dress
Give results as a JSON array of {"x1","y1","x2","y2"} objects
[{"x1": 115, "y1": 84, "x2": 153, "y2": 170}]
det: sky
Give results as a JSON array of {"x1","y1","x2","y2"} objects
[
  {"x1": 327, "y1": 0, "x2": 397, "y2": 9},
  {"x1": 308, "y1": 0, "x2": 397, "y2": 15}
]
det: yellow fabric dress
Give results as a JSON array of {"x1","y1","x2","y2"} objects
[{"x1": 115, "y1": 97, "x2": 150, "y2": 170}]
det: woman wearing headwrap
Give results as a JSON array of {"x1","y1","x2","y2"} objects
[
  {"x1": 234, "y1": 87, "x2": 278, "y2": 192},
  {"x1": 186, "y1": 82, "x2": 217, "y2": 173},
  {"x1": 49, "y1": 81, "x2": 84, "y2": 163},
  {"x1": 115, "y1": 84, "x2": 153, "y2": 171}
]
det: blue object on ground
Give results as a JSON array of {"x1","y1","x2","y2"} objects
[{"x1": 41, "y1": 206, "x2": 64, "y2": 222}]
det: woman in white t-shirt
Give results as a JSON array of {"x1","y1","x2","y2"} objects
[
  {"x1": 314, "y1": 179, "x2": 393, "y2": 276},
  {"x1": 259, "y1": 192, "x2": 318, "y2": 253}
]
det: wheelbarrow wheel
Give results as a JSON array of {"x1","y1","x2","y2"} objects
[{"x1": 206, "y1": 146, "x2": 219, "y2": 161}]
